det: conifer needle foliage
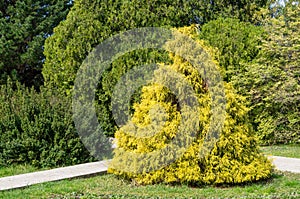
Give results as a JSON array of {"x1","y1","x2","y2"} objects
[{"x1": 108, "y1": 26, "x2": 273, "y2": 185}]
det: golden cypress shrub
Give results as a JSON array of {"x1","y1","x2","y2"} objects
[{"x1": 108, "y1": 25, "x2": 273, "y2": 185}]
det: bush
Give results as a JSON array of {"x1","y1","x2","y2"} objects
[
  {"x1": 0, "y1": 80, "x2": 94, "y2": 168},
  {"x1": 232, "y1": 3, "x2": 300, "y2": 145},
  {"x1": 42, "y1": 0, "x2": 269, "y2": 137},
  {"x1": 199, "y1": 17, "x2": 265, "y2": 82},
  {"x1": 108, "y1": 26, "x2": 273, "y2": 185}
]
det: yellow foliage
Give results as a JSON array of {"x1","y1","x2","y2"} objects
[{"x1": 108, "y1": 25, "x2": 273, "y2": 185}]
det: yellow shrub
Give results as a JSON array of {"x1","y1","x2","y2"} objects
[{"x1": 108, "y1": 25, "x2": 273, "y2": 185}]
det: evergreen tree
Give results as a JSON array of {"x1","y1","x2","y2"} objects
[
  {"x1": 0, "y1": 0, "x2": 73, "y2": 88},
  {"x1": 199, "y1": 17, "x2": 265, "y2": 82},
  {"x1": 43, "y1": 0, "x2": 269, "y2": 92},
  {"x1": 233, "y1": 1, "x2": 300, "y2": 144},
  {"x1": 42, "y1": 0, "x2": 268, "y2": 136},
  {"x1": 196, "y1": 0, "x2": 269, "y2": 24},
  {"x1": 108, "y1": 26, "x2": 273, "y2": 185}
]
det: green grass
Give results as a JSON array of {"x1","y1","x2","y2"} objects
[
  {"x1": 0, "y1": 164, "x2": 42, "y2": 178},
  {"x1": 1, "y1": 144, "x2": 299, "y2": 198},
  {"x1": 0, "y1": 171, "x2": 299, "y2": 199},
  {"x1": 260, "y1": 144, "x2": 300, "y2": 159}
]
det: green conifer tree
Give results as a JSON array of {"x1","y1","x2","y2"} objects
[
  {"x1": 0, "y1": 0, "x2": 73, "y2": 88},
  {"x1": 199, "y1": 17, "x2": 265, "y2": 82},
  {"x1": 42, "y1": 0, "x2": 269, "y2": 136}
]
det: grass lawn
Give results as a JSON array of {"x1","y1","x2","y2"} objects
[
  {"x1": 1, "y1": 144, "x2": 299, "y2": 198},
  {"x1": 260, "y1": 144, "x2": 300, "y2": 159},
  {"x1": 0, "y1": 164, "x2": 52, "y2": 178},
  {"x1": 0, "y1": 171, "x2": 299, "y2": 199},
  {"x1": 0, "y1": 164, "x2": 41, "y2": 178}
]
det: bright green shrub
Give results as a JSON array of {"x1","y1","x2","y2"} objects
[
  {"x1": 199, "y1": 17, "x2": 265, "y2": 82},
  {"x1": 108, "y1": 26, "x2": 273, "y2": 185},
  {"x1": 42, "y1": 0, "x2": 269, "y2": 137},
  {"x1": 43, "y1": 0, "x2": 201, "y2": 137},
  {"x1": 0, "y1": 80, "x2": 94, "y2": 167},
  {"x1": 43, "y1": 0, "x2": 203, "y2": 93}
]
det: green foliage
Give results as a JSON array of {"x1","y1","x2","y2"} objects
[
  {"x1": 43, "y1": 0, "x2": 197, "y2": 91},
  {"x1": 43, "y1": 0, "x2": 269, "y2": 92},
  {"x1": 108, "y1": 26, "x2": 273, "y2": 185},
  {"x1": 233, "y1": 2, "x2": 300, "y2": 144},
  {"x1": 195, "y1": 0, "x2": 269, "y2": 24},
  {"x1": 0, "y1": 0, "x2": 73, "y2": 88},
  {"x1": 0, "y1": 80, "x2": 94, "y2": 168},
  {"x1": 199, "y1": 17, "x2": 265, "y2": 81},
  {"x1": 42, "y1": 0, "x2": 269, "y2": 137},
  {"x1": 43, "y1": 0, "x2": 201, "y2": 136}
]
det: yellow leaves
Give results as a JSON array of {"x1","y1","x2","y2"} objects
[{"x1": 109, "y1": 25, "x2": 273, "y2": 186}]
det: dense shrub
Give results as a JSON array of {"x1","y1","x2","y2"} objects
[
  {"x1": 0, "y1": 80, "x2": 94, "y2": 168},
  {"x1": 199, "y1": 17, "x2": 265, "y2": 82},
  {"x1": 232, "y1": 3, "x2": 300, "y2": 145},
  {"x1": 199, "y1": 14, "x2": 300, "y2": 145},
  {"x1": 42, "y1": 0, "x2": 269, "y2": 137},
  {"x1": 108, "y1": 26, "x2": 273, "y2": 185}
]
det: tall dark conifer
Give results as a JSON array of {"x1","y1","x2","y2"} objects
[{"x1": 0, "y1": 0, "x2": 73, "y2": 88}]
